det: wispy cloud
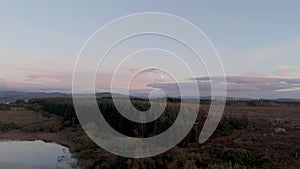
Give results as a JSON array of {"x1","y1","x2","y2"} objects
[
  {"x1": 1, "y1": 68, "x2": 74, "y2": 92},
  {"x1": 222, "y1": 37, "x2": 300, "y2": 77},
  {"x1": 120, "y1": 47, "x2": 142, "y2": 54},
  {"x1": 244, "y1": 37, "x2": 300, "y2": 60},
  {"x1": 26, "y1": 75, "x2": 41, "y2": 81}
]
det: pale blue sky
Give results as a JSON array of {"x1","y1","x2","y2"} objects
[{"x1": 0, "y1": 1, "x2": 299, "y2": 98}]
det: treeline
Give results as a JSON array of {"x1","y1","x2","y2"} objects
[
  {"x1": 28, "y1": 98, "x2": 182, "y2": 138},
  {"x1": 29, "y1": 98, "x2": 77, "y2": 123}
]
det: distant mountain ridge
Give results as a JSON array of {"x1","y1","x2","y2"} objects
[
  {"x1": 0, "y1": 91, "x2": 299, "y2": 103},
  {"x1": 0, "y1": 91, "x2": 70, "y2": 103},
  {"x1": 0, "y1": 91, "x2": 129, "y2": 103},
  {"x1": 95, "y1": 92, "x2": 128, "y2": 98}
]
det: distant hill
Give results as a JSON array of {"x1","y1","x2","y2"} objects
[
  {"x1": 0, "y1": 91, "x2": 70, "y2": 103},
  {"x1": 1, "y1": 91, "x2": 299, "y2": 103},
  {"x1": 0, "y1": 91, "x2": 128, "y2": 103},
  {"x1": 274, "y1": 98, "x2": 300, "y2": 102},
  {"x1": 95, "y1": 92, "x2": 128, "y2": 98}
]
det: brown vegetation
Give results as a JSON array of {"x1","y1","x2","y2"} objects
[{"x1": 0, "y1": 100, "x2": 299, "y2": 168}]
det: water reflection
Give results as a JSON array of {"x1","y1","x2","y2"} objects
[{"x1": 0, "y1": 140, "x2": 79, "y2": 169}]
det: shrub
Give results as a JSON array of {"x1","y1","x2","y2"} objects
[
  {"x1": 15, "y1": 99, "x2": 26, "y2": 104},
  {"x1": 0, "y1": 104, "x2": 10, "y2": 111},
  {"x1": 219, "y1": 120, "x2": 234, "y2": 136},
  {"x1": 126, "y1": 158, "x2": 155, "y2": 169},
  {"x1": 226, "y1": 116, "x2": 249, "y2": 130},
  {"x1": 42, "y1": 120, "x2": 62, "y2": 132},
  {"x1": 21, "y1": 123, "x2": 42, "y2": 132},
  {"x1": 221, "y1": 148, "x2": 251, "y2": 166},
  {"x1": 0, "y1": 122, "x2": 18, "y2": 132}
]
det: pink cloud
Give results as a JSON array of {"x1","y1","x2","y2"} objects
[{"x1": 274, "y1": 66, "x2": 300, "y2": 77}]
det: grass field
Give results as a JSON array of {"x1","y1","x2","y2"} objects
[{"x1": 0, "y1": 108, "x2": 41, "y2": 126}]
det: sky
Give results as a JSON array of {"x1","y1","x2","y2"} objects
[{"x1": 0, "y1": 1, "x2": 300, "y2": 98}]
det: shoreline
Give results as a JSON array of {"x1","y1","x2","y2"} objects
[{"x1": 0, "y1": 128, "x2": 83, "y2": 168}]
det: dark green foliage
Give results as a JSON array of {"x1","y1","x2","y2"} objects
[
  {"x1": 226, "y1": 116, "x2": 249, "y2": 130},
  {"x1": 162, "y1": 148, "x2": 204, "y2": 169},
  {"x1": 221, "y1": 148, "x2": 251, "y2": 166},
  {"x1": 218, "y1": 116, "x2": 249, "y2": 136},
  {"x1": 0, "y1": 122, "x2": 18, "y2": 132},
  {"x1": 130, "y1": 98, "x2": 151, "y2": 111},
  {"x1": 126, "y1": 158, "x2": 155, "y2": 169},
  {"x1": 74, "y1": 136, "x2": 98, "y2": 153},
  {"x1": 257, "y1": 155, "x2": 271, "y2": 165},
  {"x1": 93, "y1": 156, "x2": 109, "y2": 169},
  {"x1": 29, "y1": 98, "x2": 77, "y2": 123},
  {"x1": 15, "y1": 99, "x2": 26, "y2": 104},
  {"x1": 29, "y1": 98, "x2": 181, "y2": 138},
  {"x1": 0, "y1": 104, "x2": 10, "y2": 111},
  {"x1": 98, "y1": 100, "x2": 180, "y2": 137},
  {"x1": 220, "y1": 120, "x2": 234, "y2": 136}
]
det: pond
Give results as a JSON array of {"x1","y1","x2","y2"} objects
[{"x1": 0, "y1": 140, "x2": 79, "y2": 169}]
